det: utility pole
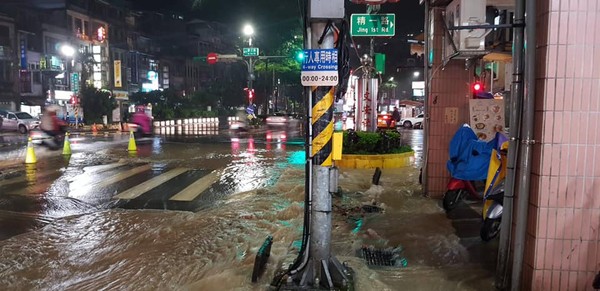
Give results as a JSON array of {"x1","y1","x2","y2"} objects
[{"x1": 281, "y1": 0, "x2": 353, "y2": 289}]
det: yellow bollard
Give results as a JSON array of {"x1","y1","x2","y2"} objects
[
  {"x1": 62, "y1": 132, "x2": 72, "y2": 155},
  {"x1": 128, "y1": 130, "x2": 137, "y2": 152},
  {"x1": 25, "y1": 137, "x2": 37, "y2": 164}
]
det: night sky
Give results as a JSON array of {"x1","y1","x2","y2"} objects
[
  {"x1": 130, "y1": 0, "x2": 424, "y2": 77},
  {"x1": 130, "y1": 0, "x2": 424, "y2": 35}
]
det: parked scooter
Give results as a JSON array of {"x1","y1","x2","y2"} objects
[
  {"x1": 443, "y1": 125, "x2": 496, "y2": 211},
  {"x1": 480, "y1": 132, "x2": 509, "y2": 241}
]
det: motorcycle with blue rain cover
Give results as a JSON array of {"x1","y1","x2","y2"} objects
[
  {"x1": 443, "y1": 124, "x2": 497, "y2": 211},
  {"x1": 480, "y1": 132, "x2": 509, "y2": 241}
]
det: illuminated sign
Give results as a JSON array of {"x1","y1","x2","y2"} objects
[
  {"x1": 142, "y1": 71, "x2": 159, "y2": 92},
  {"x1": 114, "y1": 60, "x2": 122, "y2": 87},
  {"x1": 97, "y1": 26, "x2": 106, "y2": 42}
]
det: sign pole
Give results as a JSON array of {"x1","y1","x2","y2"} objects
[{"x1": 283, "y1": 0, "x2": 352, "y2": 289}]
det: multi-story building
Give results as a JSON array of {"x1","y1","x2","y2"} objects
[
  {"x1": 0, "y1": 0, "x2": 237, "y2": 117},
  {"x1": 0, "y1": 13, "x2": 17, "y2": 111}
]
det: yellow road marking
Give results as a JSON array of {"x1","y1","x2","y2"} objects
[
  {"x1": 114, "y1": 168, "x2": 189, "y2": 200},
  {"x1": 169, "y1": 169, "x2": 221, "y2": 202}
]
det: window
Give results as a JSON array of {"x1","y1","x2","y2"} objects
[
  {"x1": 0, "y1": 26, "x2": 10, "y2": 46},
  {"x1": 33, "y1": 71, "x2": 41, "y2": 84}
]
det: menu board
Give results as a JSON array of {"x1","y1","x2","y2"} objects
[{"x1": 469, "y1": 99, "x2": 505, "y2": 141}]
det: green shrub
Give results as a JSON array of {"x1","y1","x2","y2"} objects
[{"x1": 342, "y1": 130, "x2": 412, "y2": 155}]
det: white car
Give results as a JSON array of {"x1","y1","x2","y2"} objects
[
  {"x1": 0, "y1": 110, "x2": 41, "y2": 134},
  {"x1": 399, "y1": 113, "x2": 424, "y2": 129}
]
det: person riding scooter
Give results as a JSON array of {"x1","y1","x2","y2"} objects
[
  {"x1": 38, "y1": 105, "x2": 67, "y2": 150},
  {"x1": 40, "y1": 106, "x2": 67, "y2": 136},
  {"x1": 130, "y1": 105, "x2": 152, "y2": 138}
]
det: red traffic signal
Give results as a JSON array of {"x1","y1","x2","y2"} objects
[
  {"x1": 244, "y1": 88, "x2": 254, "y2": 100},
  {"x1": 472, "y1": 82, "x2": 483, "y2": 92},
  {"x1": 207, "y1": 52, "x2": 218, "y2": 65},
  {"x1": 70, "y1": 95, "x2": 78, "y2": 105}
]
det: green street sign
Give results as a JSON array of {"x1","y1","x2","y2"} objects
[
  {"x1": 350, "y1": 14, "x2": 396, "y2": 37},
  {"x1": 243, "y1": 47, "x2": 259, "y2": 57},
  {"x1": 71, "y1": 72, "x2": 80, "y2": 93}
]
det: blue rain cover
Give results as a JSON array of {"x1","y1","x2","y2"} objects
[{"x1": 446, "y1": 125, "x2": 495, "y2": 181}]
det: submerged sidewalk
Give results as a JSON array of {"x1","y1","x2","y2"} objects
[{"x1": 329, "y1": 165, "x2": 496, "y2": 290}]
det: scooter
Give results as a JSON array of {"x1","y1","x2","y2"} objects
[
  {"x1": 29, "y1": 129, "x2": 65, "y2": 151},
  {"x1": 443, "y1": 125, "x2": 496, "y2": 211},
  {"x1": 443, "y1": 178, "x2": 486, "y2": 211},
  {"x1": 480, "y1": 133, "x2": 509, "y2": 241}
]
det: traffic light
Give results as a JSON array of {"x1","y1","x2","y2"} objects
[
  {"x1": 70, "y1": 95, "x2": 77, "y2": 105},
  {"x1": 472, "y1": 81, "x2": 484, "y2": 98},
  {"x1": 295, "y1": 51, "x2": 305, "y2": 62},
  {"x1": 247, "y1": 88, "x2": 254, "y2": 101}
]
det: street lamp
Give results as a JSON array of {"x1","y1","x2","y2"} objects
[
  {"x1": 60, "y1": 43, "x2": 79, "y2": 126},
  {"x1": 60, "y1": 44, "x2": 75, "y2": 57},
  {"x1": 242, "y1": 24, "x2": 256, "y2": 106},
  {"x1": 243, "y1": 24, "x2": 254, "y2": 46},
  {"x1": 413, "y1": 71, "x2": 420, "y2": 78}
]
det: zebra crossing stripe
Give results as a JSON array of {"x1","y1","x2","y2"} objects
[
  {"x1": 94, "y1": 164, "x2": 152, "y2": 188},
  {"x1": 114, "y1": 168, "x2": 189, "y2": 200},
  {"x1": 169, "y1": 169, "x2": 221, "y2": 202}
]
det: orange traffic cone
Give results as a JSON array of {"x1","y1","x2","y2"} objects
[{"x1": 92, "y1": 123, "x2": 98, "y2": 135}]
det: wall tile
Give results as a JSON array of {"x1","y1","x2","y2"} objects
[
  {"x1": 547, "y1": 208, "x2": 558, "y2": 238},
  {"x1": 587, "y1": 240, "x2": 598, "y2": 270},
  {"x1": 535, "y1": 238, "x2": 546, "y2": 268},
  {"x1": 548, "y1": 176, "x2": 567, "y2": 207},
  {"x1": 543, "y1": 111, "x2": 554, "y2": 143},
  {"x1": 543, "y1": 270, "x2": 553, "y2": 290},
  {"x1": 551, "y1": 270, "x2": 561, "y2": 291},
  {"x1": 554, "y1": 146, "x2": 565, "y2": 177},
  {"x1": 538, "y1": 207, "x2": 549, "y2": 238},
  {"x1": 555, "y1": 77, "x2": 565, "y2": 111},
  {"x1": 571, "y1": 208, "x2": 583, "y2": 240},
  {"x1": 545, "y1": 239, "x2": 556, "y2": 269}
]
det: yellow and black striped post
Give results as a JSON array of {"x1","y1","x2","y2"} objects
[{"x1": 311, "y1": 86, "x2": 335, "y2": 166}]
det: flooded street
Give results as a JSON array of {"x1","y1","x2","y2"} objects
[{"x1": 0, "y1": 128, "x2": 496, "y2": 290}]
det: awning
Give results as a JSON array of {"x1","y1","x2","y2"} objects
[
  {"x1": 483, "y1": 52, "x2": 513, "y2": 62},
  {"x1": 21, "y1": 97, "x2": 46, "y2": 106}
]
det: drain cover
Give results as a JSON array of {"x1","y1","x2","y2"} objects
[
  {"x1": 361, "y1": 204, "x2": 384, "y2": 213},
  {"x1": 358, "y1": 246, "x2": 407, "y2": 267}
]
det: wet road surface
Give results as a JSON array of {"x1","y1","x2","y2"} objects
[{"x1": 0, "y1": 126, "x2": 497, "y2": 290}]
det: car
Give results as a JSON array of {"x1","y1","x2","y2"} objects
[
  {"x1": 399, "y1": 113, "x2": 424, "y2": 129},
  {"x1": 377, "y1": 113, "x2": 396, "y2": 129},
  {"x1": 265, "y1": 112, "x2": 299, "y2": 127},
  {"x1": 0, "y1": 110, "x2": 41, "y2": 134}
]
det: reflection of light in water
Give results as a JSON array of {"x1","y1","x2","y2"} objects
[
  {"x1": 247, "y1": 138, "x2": 255, "y2": 154},
  {"x1": 231, "y1": 138, "x2": 240, "y2": 155},
  {"x1": 152, "y1": 137, "x2": 162, "y2": 154},
  {"x1": 25, "y1": 164, "x2": 37, "y2": 185},
  {"x1": 288, "y1": 151, "x2": 306, "y2": 165}
]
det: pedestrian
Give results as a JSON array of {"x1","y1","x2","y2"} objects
[{"x1": 392, "y1": 107, "x2": 401, "y2": 122}]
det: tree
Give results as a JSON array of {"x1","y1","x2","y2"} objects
[{"x1": 79, "y1": 86, "x2": 117, "y2": 124}]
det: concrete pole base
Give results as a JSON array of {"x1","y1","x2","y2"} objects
[{"x1": 282, "y1": 256, "x2": 354, "y2": 290}]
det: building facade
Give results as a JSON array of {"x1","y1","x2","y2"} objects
[{"x1": 0, "y1": 0, "x2": 230, "y2": 118}]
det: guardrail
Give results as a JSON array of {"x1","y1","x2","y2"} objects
[{"x1": 153, "y1": 117, "x2": 242, "y2": 128}]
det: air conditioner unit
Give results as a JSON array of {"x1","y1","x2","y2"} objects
[{"x1": 444, "y1": 0, "x2": 488, "y2": 60}]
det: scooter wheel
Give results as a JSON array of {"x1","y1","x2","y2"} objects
[
  {"x1": 442, "y1": 189, "x2": 464, "y2": 211},
  {"x1": 480, "y1": 218, "x2": 502, "y2": 241}
]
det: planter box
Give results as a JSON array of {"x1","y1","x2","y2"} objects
[{"x1": 336, "y1": 151, "x2": 414, "y2": 169}]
